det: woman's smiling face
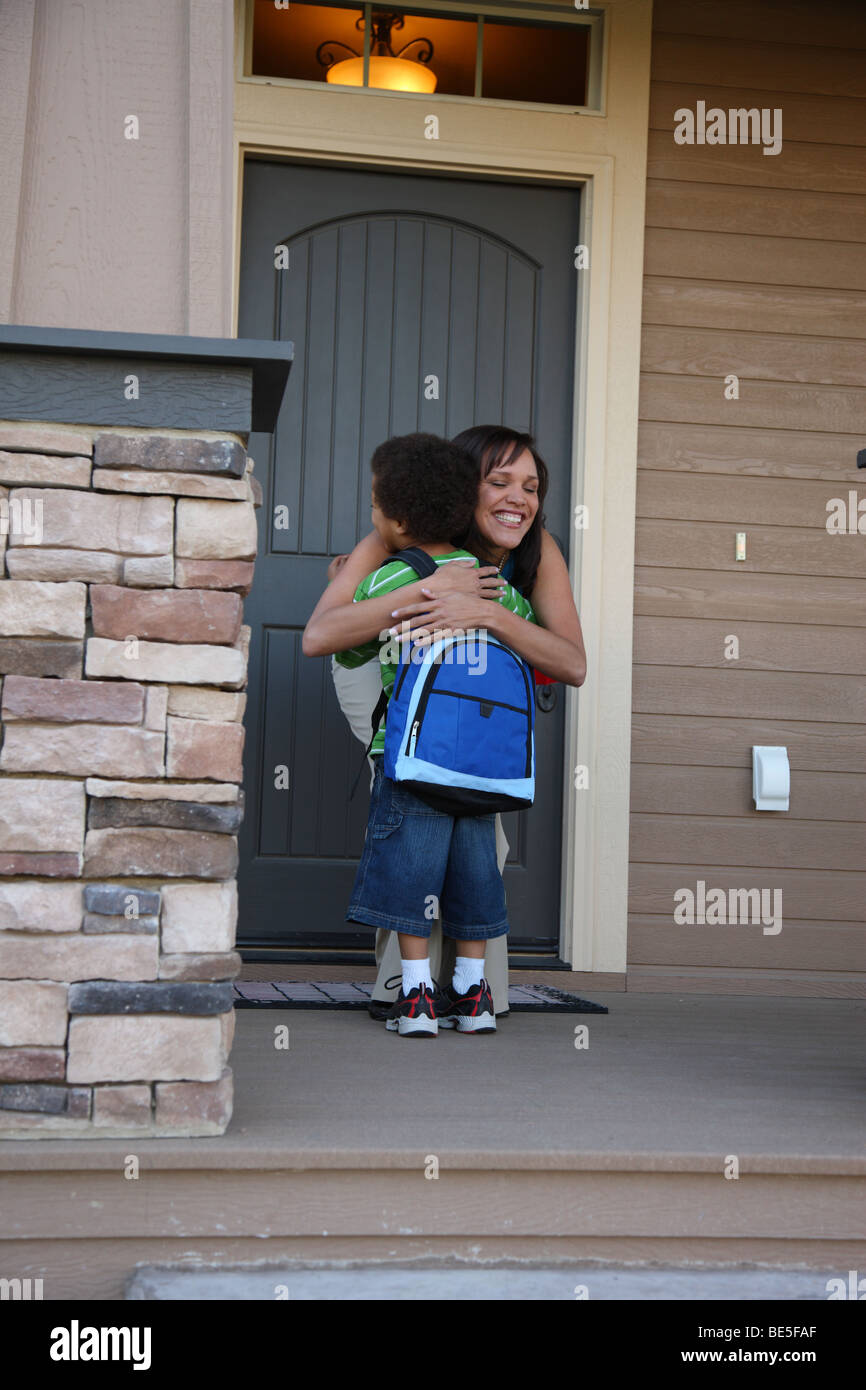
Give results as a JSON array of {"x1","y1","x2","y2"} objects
[{"x1": 475, "y1": 447, "x2": 540, "y2": 551}]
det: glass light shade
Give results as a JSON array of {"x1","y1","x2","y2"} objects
[{"x1": 326, "y1": 54, "x2": 437, "y2": 93}]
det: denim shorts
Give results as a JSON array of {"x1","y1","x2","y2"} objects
[{"x1": 346, "y1": 758, "x2": 509, "y2": 941}]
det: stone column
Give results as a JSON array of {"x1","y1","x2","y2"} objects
[{"x1": 0, "y1": 421, "x2": 262, "y2": 1137}]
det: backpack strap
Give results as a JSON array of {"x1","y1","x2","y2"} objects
[
  {"x1": 392, "y1": 545, "x2": 439, "y2": 580},
  {"x1": 350, "y1": 688, "x2": 388, "y2": 799},
  {"x1": 348, "y1": 548, "x2": 437, "y2": 799}
]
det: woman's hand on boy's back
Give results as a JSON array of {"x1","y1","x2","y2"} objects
[
  {"x1": 422, "y1": 561, "x2": 506, "y2": 600},
  {"x1": 388, "y1": 563, "x2": 506, "y2": 638},
  {"x1": 304, "y1": 539, "x2": 505, "y2": 658},
  {"x1": 388, "y1": 589, "x2": 497, "y2": 641}
]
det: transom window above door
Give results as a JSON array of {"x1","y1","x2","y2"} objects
[{"x1": 247, "y1": 0, "x2": 602, "y2": 111}]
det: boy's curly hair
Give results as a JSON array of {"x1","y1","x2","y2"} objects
[{"x1": 371, "y1": 433, "x2": 479, "y2": 544}]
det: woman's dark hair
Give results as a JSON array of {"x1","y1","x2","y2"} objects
[
  {"x1": 451, "y1": 425, "x2": 549, "y2": 596},
  {"x1": 370, "y1": 432, "x2": 479, "y2": 543}
]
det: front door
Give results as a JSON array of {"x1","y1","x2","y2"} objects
[{"x1": 237, "y1": 159, "x2": 578, "y2": 954}]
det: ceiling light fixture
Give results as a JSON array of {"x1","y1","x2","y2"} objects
[{"x1": 317, "y1": 10, "x2": 437, "y2": 94}]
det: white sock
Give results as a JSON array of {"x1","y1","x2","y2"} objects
[
  {"x1": 402, "y1": 957, "x2": 432, "y2": 995},
  {"x1": 452, "y1": 955, "x2": 484, "y2": 995}
]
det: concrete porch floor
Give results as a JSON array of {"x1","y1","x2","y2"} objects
[
  {"x1": 1, "y1": 992, "x2": 864, "y2": 1298},
  {"x1": 226, "y1": 992, "x2": 864, "y2": 1155}
]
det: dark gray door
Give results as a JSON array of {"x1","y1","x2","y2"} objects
[{"x1": 237, "y1": 159, "x2": 578, "y2": 952}]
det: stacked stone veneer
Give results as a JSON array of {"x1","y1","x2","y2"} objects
[{"x1": 0, "y1": 421, "x2": 261, "y2": 1138}]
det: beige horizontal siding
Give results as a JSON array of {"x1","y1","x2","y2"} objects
[
  {"x1": 625, "y1": 968, "x2": 866, "y2": 998},
  {"x1": 646, "y1": 131, "x2": 866, "y2": 196},
  {"x1": 633, "y1": 668, "x2": 864, "y2": 723},
  {"x1": 638, "y1": 471, "x2": 864, "y2": 524},
  {"x1": 632, "y1": 714, "x2": 866, "y2": 773},
  {"x1": 638, "y1": 419, "x2": 864, "y2": 479},
  {"x1": 634, "y1": 618, "x2": 866, "y2": 675},
  {"x1": 650, "y1": 86, "x2": 866, "y2": 148},
  {"x1": 646, "y1": 182, "x2": 866, "y2": 244},
  {"x1": 631, "y1": 864, "x2": 864, "y2": 923},
  {"x1": 629, "y1": 919, "x2": 865, "y2": 971},
  {"x1": 640, "y1": 374, "x2": 864, "y2": 433},
  {"x1": 652, "y1": 0, "x2": 866, "y2": 49},
  {"x1": 631, "y1": 814, "x2": 863, "y2": 871},
  {"x1": 630, "y1": 764, "x2": 866, "y2": 819},
  {"x1": 641, "y1": 325, "x2": 866, "y2": 387},
  {"x1": 630, "y1": 0, "x2": 866, "y2": 995},
  {"x1": 650, "y1": 34, "x2": 866, "y2": 96},
  {"x1": 636, "y1": 527, "x2": 864, "y2": 581},
  {"x1": 644, "y1": 228, "x2": 866, "y2": 290}
]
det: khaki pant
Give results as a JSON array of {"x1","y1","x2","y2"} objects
[{"x1": 332, "y1": 657, "x2": 511, "y2": 1014}]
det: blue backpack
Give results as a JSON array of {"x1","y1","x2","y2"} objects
[{"x1": 365, "y1": 547, "x2": 536, "y2": 816}]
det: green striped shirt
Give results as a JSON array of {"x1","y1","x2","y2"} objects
[{"x1": 334, "y1": 549, "x2": 536, "y2": 754}]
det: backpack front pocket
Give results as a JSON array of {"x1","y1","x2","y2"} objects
[
  {"x1": 411, "y1": 686, "x2": 532, "y2": 782},
  {"x1": 384, "y1": 634, "x2": 536, "y2": 814}
]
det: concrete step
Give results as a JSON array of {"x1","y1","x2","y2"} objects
[{"x1": 126, "y1": 1264, "x2": 846, "y2": 1301}]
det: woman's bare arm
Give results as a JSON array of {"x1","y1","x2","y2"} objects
[
  {"x1": 389, "y1": 529, "x2": 587, "y2": 686},
  {"x1": 302, "y1": 530, "x2": 505, "y2": 657}
]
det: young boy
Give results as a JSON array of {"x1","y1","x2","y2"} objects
[{"x1": 335, "y1": 432, "x2": 536, "y2": 1037}]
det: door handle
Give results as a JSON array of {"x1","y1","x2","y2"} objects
[{"x1": 535, "y1": 683, "x2": 557, "y2": 713}]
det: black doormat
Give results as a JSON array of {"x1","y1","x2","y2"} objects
[{"x1": 233, "y1": 982, "x2": 607, "y2": 1014}]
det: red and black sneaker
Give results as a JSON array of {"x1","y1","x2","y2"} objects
[
  {"x1": 433, "y1": 977, "x2": 496, "y2": 1034},
  {"x1": 384, "y1": 976, "x2": 438, "y2": 1037}
]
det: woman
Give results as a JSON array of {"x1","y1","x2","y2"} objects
[{"x1": 304, "y1": 425, "x2": 587, "y2": 1013}]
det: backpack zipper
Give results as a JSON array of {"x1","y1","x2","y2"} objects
[
  {"x1": 428, "y1": 689, "x2": 527, "y2": 716},
  {"x1": 406, "y1": 656, "x2": 445, "y2": 752}
]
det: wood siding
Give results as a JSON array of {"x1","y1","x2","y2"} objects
[{"x1": 629, "y1": 0, "x2": 866, "y2": 995}]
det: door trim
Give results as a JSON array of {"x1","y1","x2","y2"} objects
[{"x1": 231, "y1": 0, "x2": 653, "y2": 973}]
